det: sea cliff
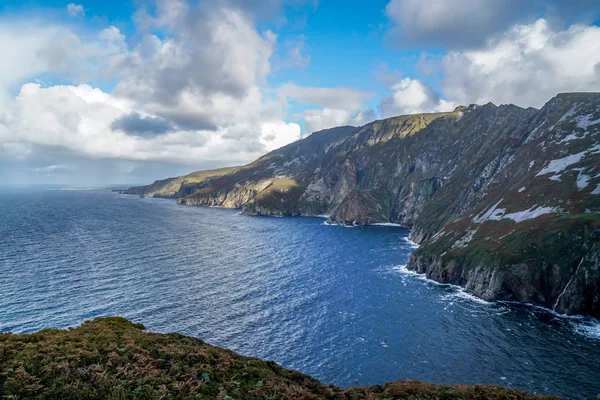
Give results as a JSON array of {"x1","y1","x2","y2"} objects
[{"x1": 123, "y1": 93, "x2": 600, "y2": 317}]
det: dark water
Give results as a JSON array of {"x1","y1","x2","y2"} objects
[{"x1": 1, "y1": 188, "x2": 599, "y2": 399}]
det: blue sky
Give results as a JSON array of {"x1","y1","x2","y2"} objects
[
  {"x1": 0, "y1": 0, "x2": 599, "y2": 185},
  {"x1": 0, "y1": 0, "x2": 436, "y2": 115}
]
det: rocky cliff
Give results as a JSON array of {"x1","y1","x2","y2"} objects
[{"x1": 125, "y1": 93, "x2": 600, "y2": 317}]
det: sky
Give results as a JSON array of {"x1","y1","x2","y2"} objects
[{"x1": 1, "y1": 0, "x2": 600, "y2": 186}]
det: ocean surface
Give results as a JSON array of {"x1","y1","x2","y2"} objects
[{"x1": 1, "y1": 188, "x2": 599, "y2": 399}]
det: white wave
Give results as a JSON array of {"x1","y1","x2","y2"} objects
[
  {"x1": 392, "y1": 264, "x2": 492, "y2": 305},
  {"x1": 496, "y1": 302, "x2": 600, "y2": 341},
  {"x1": 402, "y1": 237, "x2": 420, "y2": 249},
  {"x1": 372, "y1": 222, "x2": 404, "y2": 227},
  {"x1": 440, "y1": 290, "x2": 493, "y2": 305},
  {"x1": 571, "y1": 320, "x2": 600, "y2": 340},
  {"x1": 392, "y1": 265, "x2": 447, "y2": 287},
  {"x1": 322, "y1": 220, "x2": 355, "y2": 228},
  {"x1": 496, "y1": 300, "x2": 584, "y2": 320}
]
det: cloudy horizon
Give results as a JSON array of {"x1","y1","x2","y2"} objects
[{"x1": 1, "y1": 0, "x2": 599, "y2": 186}]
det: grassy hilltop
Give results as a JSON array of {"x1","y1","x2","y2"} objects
[{"x1": 0, "y1": 317, "x2": 556, "y2": 400}]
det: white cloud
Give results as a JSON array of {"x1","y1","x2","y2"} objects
[
  {"x1": 107, "y1": 3, "x2": 280, "y2": 132},
  {"x1": 384, "y1": 0, "x2": 600, "y2": 49},
  {"x1": 0, "y1": 82, "x2": 302, "y2": 166},
  {"x1": 0, "y1": 3, "x2": 306, "y2": 173},
  {"x1": 278, "y1": 83, "x2": 373, "y2": 111},
  {"x1": 440, "y1": 19, "x2": 600, "y2": 108},
  {"x1": 67, "y1": 3, "x2": 85, "y2": 17},
  {"x1": 279, "y1": 83, "x2": 376, "y2": 133},
  {"x1": 385, "y1": 0, "x2": 524, "y2": 48},
  {"x1": 380, "y1": 78, "x2": 456, "y2": 117},
  {"x1": 260, "y1": 121, "x2": 302, "y2": 151},
  {"x1": 381, "y1": 19, "x2": 600, "y2": 116},
  {"x1": 298, "y1": 108, "x2": 376, "y2": 134},
  {"x1": 0, "y1": 21, "x2": 66, "y2": 99}
]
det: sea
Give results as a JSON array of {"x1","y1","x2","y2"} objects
[{"x1": 1, "y1": 187, "x2": 599, "y2": 399}]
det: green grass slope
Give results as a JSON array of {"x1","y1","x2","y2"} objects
[{"x1": 0, "y1": 318, "x2": 556, "y2": 400}]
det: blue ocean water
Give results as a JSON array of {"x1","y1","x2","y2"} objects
[{"x1": 0, "y1": 188, "x2": 599, "y2": 399}]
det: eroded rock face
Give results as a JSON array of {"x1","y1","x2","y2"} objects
[
  {"x1": 124, "y1": 93, "x2": 600, "y2": 316},
  {"x1": 328, "y1": 190, "x2": 390, "y2": 225}
]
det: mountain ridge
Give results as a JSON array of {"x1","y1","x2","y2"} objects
[{"x1": 123, "y1": 92, "x2": 600, "y2": 317}]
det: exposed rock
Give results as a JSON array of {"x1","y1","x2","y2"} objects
[
  {"x1": 124, "y1": 93, "x2": 600, "y2": 317},
  {"x1": 328, "y1": 189, "x2": 390, "y2": 225}
]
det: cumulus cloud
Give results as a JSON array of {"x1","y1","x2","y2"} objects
[
  {"x1": 440, "y1": 19, "x2": 600, "y2": 108},
  {"x1": 0, "y1": 21, "x2": 66, "y2": 98},
  {"x1": 0, "y1": 82, "x2": 304, "y2": 166},
  {"x1": 297, "y1": 108, "x2": 377, "y2": 134},
  {"x1": 260, "y1": 121, "x2": 302, "y2": 151},
  {"x1": 278, "y1": 84, "x2": 376, "y2": 132},
  {"x1": 381, "y1": 18, "x2": 600, "y2": 116},
  {"x1": 380, "y1": 78, "x2": 455, "y2": 117},
  {"x1": 109, "y1": 2, "x2": 277, "y2": 130},
  {"x1": 386, "y1": 0, "x2": 525, "y2": 48},
  {"x1": 111, "y1": 113, "x2": 175, "y2": 137},
  {"x1": 0, "y1": 1, "x2": 308, "y2": 175},
  {"x1": 385, "y1": 0, "x2": 600, "y2": 49},
  {"x1": 67, "y1": 3, "x2": 85, "y2": 17}
]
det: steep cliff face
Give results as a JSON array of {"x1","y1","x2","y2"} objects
[
  {"x1": 407, "y1": 93, "x2": 600, "y2": 317},
  {"x1": 125, "y1": 93, "x2": 600, "y2": 317}
]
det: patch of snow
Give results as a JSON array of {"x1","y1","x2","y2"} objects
[
  {"x1": 473, "y1": 199, "x2": 505, "y2": 223},
  {"x1": 452, "y1": 228, "x2": 478, "y2": 249},
  {"x1": 537, "y1": 144, "x2": 600, "y2": 180},
  {"x1": 576, "y1": 171, "x2": 591, "y2": 190},
  {"x1": 558, "y1": 131, "x2": 589, "y2": 144},
  {"x1": 502, "y1": 206, "x2": 560, "y2": 223},
  {"x1": 576, "y1": 114, "x2": 600, "y2": 130},
  {"x1": 558, "y1": 105, "x2": 578, "y2": 123},
  {"x1": 474, "y1": 200, "x2": 560, "y2": 224},
  {"x1": 529, "y1": 161, "x2": 535, "y2": 169},
  {"x1": 536, "y1": 150, "x2": 588, "y2": 177},
  {"x1": 592, "y1": 185, "x2": 600, "y2": 195},
  {"x1": 518, "y1": 186, "x2": 526, "y2": 193}
]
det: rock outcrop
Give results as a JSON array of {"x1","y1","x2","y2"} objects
[{"x1": 125, "y1": 93, "x2": 600, "y2": 317}]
